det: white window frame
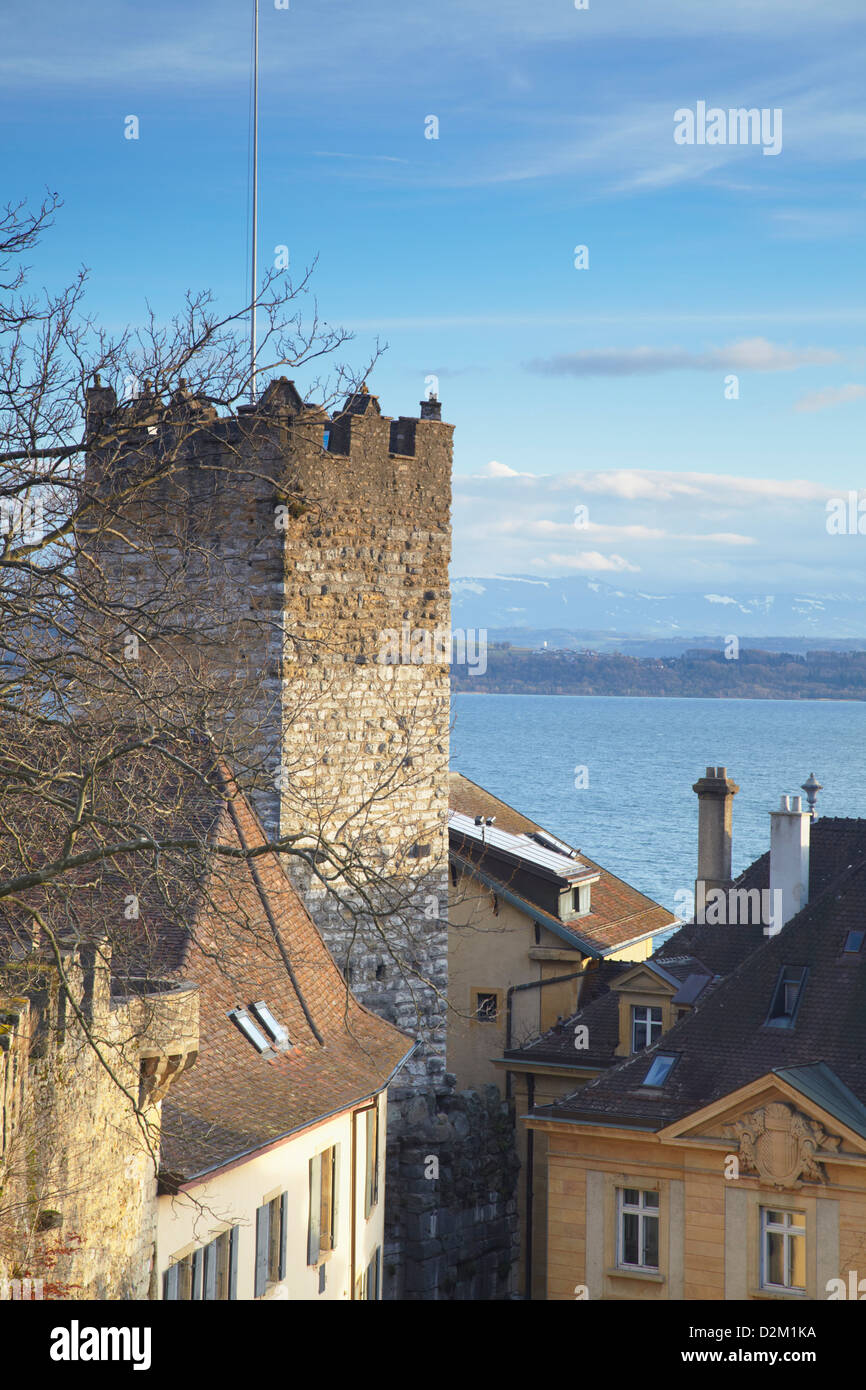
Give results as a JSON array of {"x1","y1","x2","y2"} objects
[
  {"x1": 631, "y1": 1004, "x2": 663, "y2": 1052},
  {"x1": 760, "y1": 1207, "x2": 806, "y2": 1292},
  {"x1": 616, "y1": 1188, "x2": 660, "y2": 1272}
]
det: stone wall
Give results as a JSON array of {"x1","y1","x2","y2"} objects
[
  {"x1": 0, "y1": 947, "x2": 198, "y2": 1300},
  {"x1": 385, "y1": 1081, "x2": 520, "y2": 1300}
]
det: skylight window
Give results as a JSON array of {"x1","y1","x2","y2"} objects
[
  {"x1": 228, "y1": 1008, "x2": 274, "y2": 1055},
  {"x1": 766, "y1": 966, "x2": 808, "y2": 1028},
  {"x1": 251, "y1": 1001, "x2": 291, "y2": 1051},
  {"x1": 642, "y1": 1054, "x2": 676, "y2": 1087},
  {"x1": 844, "y1": 931, "x2": 865, "y2": 954}
]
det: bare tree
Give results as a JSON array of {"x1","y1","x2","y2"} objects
[{"x1": 0, "y1": 196, "x2": 453, "y2": 1291}]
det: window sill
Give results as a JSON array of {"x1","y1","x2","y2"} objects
[
  {"x1": 606, "y1": 1266, "x2": 665, "y2": 1284},
  {"x1": 749, "y1": 1287, "x2": 808, "y2": 1300}
]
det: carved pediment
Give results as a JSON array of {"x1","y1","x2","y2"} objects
[{"x1": 722, "y1": 1101, "x2": 840, "y2": 1189}]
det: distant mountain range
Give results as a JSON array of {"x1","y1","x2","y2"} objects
[{"x1": 451, "y1": 575, "x2": 866, "y2": 654}]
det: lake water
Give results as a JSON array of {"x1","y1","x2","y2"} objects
[{"x1": 451, "y1": 695, "x2": 866, "y2": 915}]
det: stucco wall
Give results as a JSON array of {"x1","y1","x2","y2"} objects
[{"x1": 157, "y1": 1092, "x2": 386, "y2": 1301}]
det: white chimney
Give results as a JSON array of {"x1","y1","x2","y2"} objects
[{"x1": 769, "y1": 794, "x2": 810, "y2": 932}]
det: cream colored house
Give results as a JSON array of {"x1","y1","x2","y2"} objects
[
  {"x1": 159, "y1": 1093, "x2": 389, "y2": 1301},
  {"x1": 147, "y1": 766, "x2": 414, "y2": 1301},
  {"x1": 448, "y1": 773, "x2": 677, "y2": 1097}
]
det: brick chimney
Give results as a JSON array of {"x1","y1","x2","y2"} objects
[
  {"x1": 693, "y1": 765, "x2": 739, "y2": 901},
  {"x1": 420, "y1": 394, "x2": 442, "y2": 421},
  {"x1": 769, "y1": 794, "x2": 810, "y2": 931}
]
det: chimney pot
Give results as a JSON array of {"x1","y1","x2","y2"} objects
[
  {"x1": 693, "y1": 764, "x2": 740, "y2": 905},
  {"x1": 769, "y1": 794, "x2": 811, "y2": 931}
]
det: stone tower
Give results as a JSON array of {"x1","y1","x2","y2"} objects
[
  {"x1": 83, "y1": 377, "x2": 452, "y2": 1093},
  {"x1": 83, "y1": 379, "x2": 519, "y2": 1300}
]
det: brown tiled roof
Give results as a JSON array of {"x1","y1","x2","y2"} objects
[
  {"x1": 449, "y1": 772, "x2": 677, "y2": 952},
  {"x1": 536, "y1": 818, "x2": 866, "y2": 1130},
  {"x1": 159, "y1": 774, "x2": 414, "y2": 1181}
]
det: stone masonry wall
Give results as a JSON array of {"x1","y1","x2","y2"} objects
[
  {"x1": 0, "y1": 950, "x2": 198, "y2": 1300},
  {"x1": 385, "y1": 1082, "x2": 520, "y2": 1300}
]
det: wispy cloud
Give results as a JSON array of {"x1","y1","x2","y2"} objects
[
  {"x1": 525, "y1": 338, "x2": 840, "y2": 378},
  {"x1": 534, "y1": 551, "x2": 641, "y2": 574},
  {"x1": 794, "y1": 383, "x2": 866, "y2": 413},
  {"x1": 313, "y1": 151, "x2": 410, "y2": 164}
]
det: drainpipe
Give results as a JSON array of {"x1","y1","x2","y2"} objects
[
  {"x1": 525, "y1": 1073, "x2": 535, "y2": 1301},
  {"x1": 504, "y1": 966, "x2": 587, "y2": 1301},
  {"x1": 505, "y1": 968, "x2": 586, "y2": 1101}
]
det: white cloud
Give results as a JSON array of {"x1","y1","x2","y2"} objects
[
  {"x1": 794, "y1": 383, "x2": 866, "y2": 413},
  {"x1": 536, "y1": 552, "x2": 641, "y2": 573},
  {"x1": 526, "y1": 338, "x2": 840, "y2": 378},
  {"x1": 476, "y1": 460, "x2": 536, "y2": 478}
]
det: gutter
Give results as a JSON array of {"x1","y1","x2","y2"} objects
[
  {"x1": 450, "y1": 850, "x2": 604, "y2": 956},
  {"x1": 161, "y1": 1040, "x2": 419, "y2": 1192}
]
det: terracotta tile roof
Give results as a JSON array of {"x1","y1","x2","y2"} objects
[
  {"x1": 158, "y1": 773, "x2": 414, "y2": 1182},
  {"x1": 449, "y1": 772, "x2": 677, "y2": 953}
]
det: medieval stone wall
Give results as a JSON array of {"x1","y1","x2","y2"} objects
[{"x1": 0, "y1": 950, "x2": 198, "y2": 1300}]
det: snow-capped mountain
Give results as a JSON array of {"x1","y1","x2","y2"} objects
[{"x1": 451, "y1": 575, "x2": 866, "y2": 642}]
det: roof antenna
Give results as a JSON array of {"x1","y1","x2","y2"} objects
[{"x1": 249, "y1": 0, "x2": 259, "y2": 405}]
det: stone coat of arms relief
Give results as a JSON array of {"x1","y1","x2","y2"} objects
[{"x1": 722, "y1": 1101, "x2": 841, "y2": 1188}]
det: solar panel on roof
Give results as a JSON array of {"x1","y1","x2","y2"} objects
[{"x1": 448, "y1": 811, "x2": 591, "y2": 880}]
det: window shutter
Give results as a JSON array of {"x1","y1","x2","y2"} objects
[
  {"x1": 331, "y1": 1145, "x2": 341, "y2": 1250},
  {"x1": 192, "y1": 1247, "x2": 203, "y2": 1301},
  {"x1": 307, "y1": 1154, "x2": 322, "y2": 1266},
  {"x1": 255, "y1": 1204, "x2": 269, "y2": 1297},
  {"x1": 203, "y1": 1239, "x2": 218, "y2": 1301},
  {"x1": 278, "y1": 1192, "x2": 288, "y2": 1282},
  {"x1": 365, "y1": 1108, "x2": 378, "y2": 1217},
  {"x1": 163, "y1": 1264, "x2": 179, "y2": 1301},
  {"x1": 229, "y1": 1226, "x2": 239, "y2": 1301}
]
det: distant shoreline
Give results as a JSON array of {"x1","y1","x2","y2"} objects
[{"x1": 450, "y1": 646, "x2": 866, "y2": 702}]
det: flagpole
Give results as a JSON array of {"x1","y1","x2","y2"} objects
[{"x1": 250, "y1": 0, "x2": 259, "y2": 404}]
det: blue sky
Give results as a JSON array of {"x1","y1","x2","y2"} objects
[{"x1": 2, "y1": 0, "x2": 864, "y2": 591}]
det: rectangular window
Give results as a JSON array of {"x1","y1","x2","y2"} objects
[
  {"x1": 255, "y1": 1195, "x2": 287, "y2": 1296},
  {"x1": 760, "y1": 1208, "x2": 806, "y2": 1291},
  {"x1": 632, "y1": 1005, "x2": 663, "y2": 1052},
  {"x1": 365, "y1": 1105, "x2": 379, "y2": 1218},
  {"x1": 766, "y1": 967, "x2": 807, "y2": 1028},
  {"x1": 475, "y1": 991, "x2": 498, "y2": 1023},
  {"x1": 642, "y1": 1053, "x2": 676, "y2": 1087},
  {"x1": 203, "y1": 1230, "x2": 231, "y2": 1301},
  {"x1": 365, "y1": 1246, "x2": 381, "y2": 1301},
  {"x1": 308, "y1": 1146, "x2": 339, "y2": 1265},
  {"x1": 165, "y1": 1234, "x2": 235, "y2": 1301},
  {"x1": 616, "y1": 1188, "x2": 659, "y2": 1271}
]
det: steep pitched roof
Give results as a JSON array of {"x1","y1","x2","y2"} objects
[
  {"x1": 449, "y1": 772, "x2": 677, "y2": 953},
  {"x1": 535, "y1": 823, "x2": 866, "y2": 1131},
  {"x1": 160, "y1": 780, "x2": 414, "y2": 1182}
]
